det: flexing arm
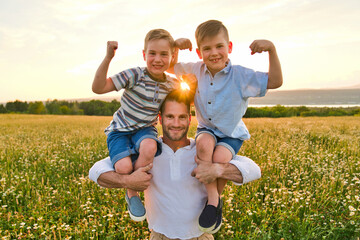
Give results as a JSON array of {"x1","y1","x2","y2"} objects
[
  {"x1": 92, "y1": 41, "x2": 118, "y2": 94},
  {"x1": 167, "y1": 38, "x2": 192, "y2": 74},
  {"x1": 249, "y1": 40, "x2": 283, "y2": 89},
  {"x1": 89, "y1": 158, "x2": 153, "y2": 191},
  {"x1": 191, "y1": 155, "x2": 261, "y2": 185}
]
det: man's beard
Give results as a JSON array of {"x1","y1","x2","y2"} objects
[{"x1": 162, "y1": 125, "x2": 189, "y2": 141}]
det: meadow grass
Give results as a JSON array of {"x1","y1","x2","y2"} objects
[{"x1": 0, "y1": 114, "x2": 359, "y2": 239}]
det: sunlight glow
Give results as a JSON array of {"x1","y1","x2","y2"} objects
[{"x1": 180, "y1": 81, "x2": 190, "y2": 91}]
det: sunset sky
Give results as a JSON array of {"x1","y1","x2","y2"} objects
[{"x1": 1, "y1": 0, "x2": 360, "y2": 102}]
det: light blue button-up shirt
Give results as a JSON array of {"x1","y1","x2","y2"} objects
[{"x1": 175, "y1": 60, "x2": 268, "y2": 140}]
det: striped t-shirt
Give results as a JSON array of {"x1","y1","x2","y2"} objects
[{"x1": 104, "y1": 67, "x2": 180, "y2": 135}]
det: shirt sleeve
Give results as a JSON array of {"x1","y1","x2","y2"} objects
[
  {"x1": 174, "y1": 62, "x2": 197, "y2": 77},
  {"x1": 174, "y1": 62, "x2": 200, "y2": 89},
  {"x1": 237, "y1": 66, "x2": 268, "y2": 98},
  {"x1": 88, "y1": 157, "x2": 115, "y2": 185},
  {"x1": 229, "y1": 155, "x2": 261, "y2": 186},
  {"x1": 109, "y1": 67, "x2": 141, "y2": 91}
]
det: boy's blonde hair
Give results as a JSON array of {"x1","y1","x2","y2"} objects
[
  {"x1": 195, "y1": 20, "x2": 229, "y2": 48},
  {"x1": 144, "y1": 29, "x2": 175, "y2": 52}
]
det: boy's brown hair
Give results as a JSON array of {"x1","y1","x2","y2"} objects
[
  {"x1": 195, "y1": 20, "x2": 229, "y2": 48},
  {"x1": 144, "y1": 29, "x2": 175, "y2": 52}
]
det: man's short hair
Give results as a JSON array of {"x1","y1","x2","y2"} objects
[
  {"x1": 144, "y1": 29, "x2": 175, "y2": 53},
  {"x1": 195, "y1": 20, "x2": 229, "y2": 48},
  {"x1": 160, "y1": 90, "x2": 192, "y2": 114}
]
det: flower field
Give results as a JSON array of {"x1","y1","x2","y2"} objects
[{"x1": 0, "y1": 114, "x2": 359, "y2": 239}]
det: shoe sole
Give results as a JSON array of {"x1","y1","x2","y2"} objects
[
  {"x1": 208, "y1": 219, "x2": 222, "y2": 234},
  {"x1": 125, "y1": 193, "x2": 146, "y2": 222},
  {"x1": 198, "y1": 222, "x2": 217, "y2": 233},
  {"x1": 199, "y1": 198, "x2": 223, "y2": 234},
  {"x1": 128, "y1": 211, "x2": 146, "y2": 222}
]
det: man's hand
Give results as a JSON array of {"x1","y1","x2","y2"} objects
[
  {"x1": 249, "y1": 40, "x2": 275, "y2": 55},
  {"x1": 106, "y1": 41, "x2": 118, "y2": 59},
  {"x1": 175, "y1": 38, "x2": 192, "y2": 51},
  {"x1": 97, "y1": 163, "x2": 153, "y2": 191},
  {"x1": 127, "y1": 164, "x2": 153, "y2": 192},
  {"x1": 191, "y1": 156, "x2": 219, "y2": 184}
]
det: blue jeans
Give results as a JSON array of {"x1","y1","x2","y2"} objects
[{"x1": 107, "y1": 126, "x2": 162, "y2": 167}]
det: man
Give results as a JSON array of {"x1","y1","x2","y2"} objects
[{"x1": 89, "y1": 90, "x2": 261, "y2": 240}]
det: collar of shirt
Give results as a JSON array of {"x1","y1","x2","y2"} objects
[
  {"x1": 144, "y1": 68, "x2": 167, "y2": 82},
  {"x1": 158, "y1": 137, "x2": 195, "y2": 152},
  {"x1": 202, "y1": 59, "x2": 232, "y2": 76}
]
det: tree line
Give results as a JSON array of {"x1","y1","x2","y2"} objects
[
  {"x1": 1, "y1": 99, "x2": 359, "y2": 117},
  {"x1": 0, "y1": 99, "x2": 120, "y2": 116}
]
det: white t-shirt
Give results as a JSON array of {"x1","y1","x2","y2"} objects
[{"x1": 89, "y1": 138, "x2": 261, "y2": 239}]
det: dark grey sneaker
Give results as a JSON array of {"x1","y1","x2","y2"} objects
[
  {"x1": 198, "y1": 199, "x2": 221, "y2": 232},
  {"x1": 125, "y1": 192, "x2": 146, "y2": 222},
  {"x1": 208, "y1": 198, "x2": 223, "y2": 234}
]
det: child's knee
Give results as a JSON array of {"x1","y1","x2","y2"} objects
[
  {"x1": 196, "y1": 134, "x2": 215, "y2": 154},
  {"x1": 114, "y1": 158, "x2": 133, "y2": 174},
  {"x1": 213, "y1": 146, "x2": 232, "y2": 163},
  {"x1": 140, "y1": 138, "x2": 158, "y2": 156}
]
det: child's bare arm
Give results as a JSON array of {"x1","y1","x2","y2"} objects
[
  {"x1": 249, "y1": 40, "x2": 283, "y2": 89},
  {"x1": 167, "y1": 38, "x2": 192, "y2": 74},
  {"x1": 92, "y1": 41, "x2": 118, "y2": 94},
  {"x1": 175, "y1": 38, "x2": 193, "y2": 51}
]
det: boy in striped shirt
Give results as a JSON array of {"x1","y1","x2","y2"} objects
[{"x1": 92, "y1": 29, "x2": 186, "y2": 221}]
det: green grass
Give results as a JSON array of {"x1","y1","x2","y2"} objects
[{"x1": 0, "y1": 114, "x2": 359, "y2": 239}]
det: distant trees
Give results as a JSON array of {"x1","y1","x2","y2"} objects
[
  {"x1": 5, "y1": 100, "x2": 29, "y2": 113},
  {"x1": 45, "y1": 100, "x2": 84, "y2": 115},
  {"x1": 28, "y1": 102, "x2": 47, "y2": 114},
  {"x1": 1, "y1": 100, "x2": 359, "y2": 117},
  {"x1": 0, "y1": 99, "x2": 119, "y2": 116},
  {"x1": 243, "y1": 105, "x2": 360, "y2": 118},
  {"x1": 0, "y1": 104, "x2": 7, "y2": 113},
  {"x1": 79, "y1": 100, "x2": 119, "y2": 116}
]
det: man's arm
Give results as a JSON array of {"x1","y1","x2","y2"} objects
[
  {"x1": 249, "y1": 40, "x2": 283, "y2": 89},
  {"x1": 191, "y1": 155, "x2": 261, "y2": 185},
  {"x1": 92, "y1": 41, "x2": 117, "y2": 94},
  {"x1": 89, "y1": 157, "x2": 153, "y2": 191}
]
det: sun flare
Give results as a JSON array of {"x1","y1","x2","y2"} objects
[{"x1": 180, "y1": 81, "x2": 190, "y2": 91}]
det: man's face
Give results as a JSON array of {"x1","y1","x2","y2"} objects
[
  {"x1": 143, "y1": 39, "x2": 174, "y2": 79},
  {"x1": 196, "y1": 31, "x2": 232, "y2": 76},
  {"x1": 160, "y1": 100, "x2": 190, "y2": 142}
]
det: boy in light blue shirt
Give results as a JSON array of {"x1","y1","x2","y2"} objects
[{"x1": 168, "y1": 19, "x2": 283, "y2": 233}]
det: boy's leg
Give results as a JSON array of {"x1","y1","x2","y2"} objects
[
  {"x1": 132, "y1": 126, "x2": 161, "y2": 171},
  {"x1": 115, "y1": 154, "x2": 146, "y2": 222},
  {"x1": 133, "y1": 138, "x2": 158, "y2": 171},
  {"x1": 113, "y1": 157, "x2": 139, "y2": 198},
  {"x1": 124, "y1": 126, "x2": 160, "y2": 220},
  {"x1": 208, "y1": 137, "x2": 243, "y2": 234},
  {"x1": 196, "y1": 132, "x2": 218, "y2": 206},
  {"x1": 114, "y1": 156, "x2": 133, "y2": 174},
  {"x1": 212, "y1": 146, "x2": 232, "y2": 194},
  {"x1": 214, "y1": 137, "x2": 243, "y2": 194},
  {"x1": 107, "y1": 130, "x2": 146, "y2": 221},
  {"x1": 129, "y1": 138, "x2": 157, "y2": 199},
  {"x1": 196, "y1": 130, "x2": 220, "y2": 232}
]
